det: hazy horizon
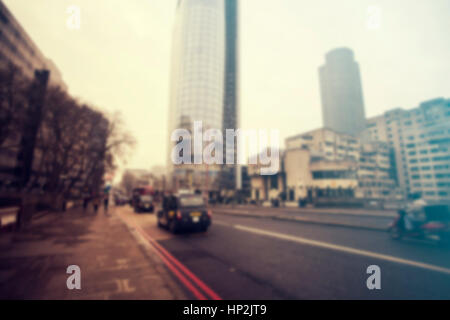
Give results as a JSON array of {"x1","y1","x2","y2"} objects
[{"x1": 4, "y1": 0, "x2": 450, "y2": 173}]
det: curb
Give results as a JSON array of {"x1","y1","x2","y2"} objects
[
  {"x1": 115, "y1": 210, "x2": 190, "y2": 300},
  {"x1": 215, "y1": 206, "x2": 396, "y2": 219},
  {"x1": 214, "y1": 210, "x2": 388, "y2": 232},
  {"x1": 273, "y1": 207, "x2": 396, "y2": 219},
  {"x1": 116, "y1": 210, "x2": 222, "y2": 300}
]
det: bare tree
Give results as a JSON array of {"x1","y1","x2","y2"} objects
[
  {"x1": 32, "y1": 96, "x2": 135, "y2": 199},
  {"x1": 103, "y1": 112, "x2": 136, "y2": 173},
  {"x1": 1, "y1": 65, "x2": 136, "y2": 208}
]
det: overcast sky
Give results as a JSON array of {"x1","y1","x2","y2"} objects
[{"x1": 5, "y1": 0, "x2": 450, "y2": 172}]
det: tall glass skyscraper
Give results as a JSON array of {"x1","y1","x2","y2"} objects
[
  {"x1": 167, "y1": 0, "x2": 239, "y2": 191},
  {"x1": 319, "y1": 48, "x2": 366, "y2": 136}
]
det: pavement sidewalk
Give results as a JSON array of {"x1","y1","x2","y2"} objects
[{"x1": 0, "y1": 207, "x2": 187, "y2": 300}]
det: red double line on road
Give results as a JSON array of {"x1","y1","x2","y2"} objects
[{"x1": 120, "y1": 214, "x2": 222, "y2": 300}]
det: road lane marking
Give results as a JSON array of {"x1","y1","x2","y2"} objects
[
  {"x1": 135, "y1": 224, "x2": 222, "y2": 300},
  {"x1": 116, "y1": 210, "x2": 221, "y2": 300},
  {"x1": 116, "y1": 212, "x2": 208, "y2": 300},
  {"x1": 234, "y1": 224, "x2": 450, "y2": 275}
]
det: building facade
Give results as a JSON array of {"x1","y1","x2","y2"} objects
[
  {"x1": 1, "y1": 1, "x2": 69, "y2": 188},
  {"x1": 248, "y1": 150, "x2": 285, "y2": 202},
  {"x1": 319, "y1": 48, "x2": 366, "y2": 135},
  {"x1": 284, "y1": 128, "x2": 397, "y2": 202},
  {"x1": 0, "y1": 0, "x2": 67, "y2": 90},
  {"x1": 363, "y1": 98, "x2": 450, "y2": 202}
]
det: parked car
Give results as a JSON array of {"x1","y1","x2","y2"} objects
[
  {"x1": 134, "y1": 195, "x2": 154, "y2": 213},
  {"x1": 157, "y1": 194, "x2": 211, "y2": 233}
]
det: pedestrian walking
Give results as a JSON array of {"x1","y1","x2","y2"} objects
[
  {"x1": 82, "y1": 189, "x2": 91, "y2": 213},
  {"x1": 92, "y1": 194, "x2": 100, "y2": 214},
  {"x1": 104, "y1": 194, "x2": 109, "y2": 215}
]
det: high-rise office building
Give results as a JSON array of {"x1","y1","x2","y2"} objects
[
  {"x1": 319, "y1": 48, "x2": 366, "y2": 136},
  {"x1": 167, "y1": 0, "x2": 239, "y2": 192},
  {"x1": 167, "y1": 0, "x2": 226, "y2": 191},
  {"x1": 364, "y1": 98, "x2": 450, "y2": 202}
]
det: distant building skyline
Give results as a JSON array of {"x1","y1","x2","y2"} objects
[
  {"x1": 3, "y1": 0, "x2": 449, "y2": 171},
  {"x1": 319, "y1": 48, "x2": 366, "y2": 136}
]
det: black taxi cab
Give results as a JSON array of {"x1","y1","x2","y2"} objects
[{"x1": 157, "y1": 194, "x2": 212, "y2": 233}]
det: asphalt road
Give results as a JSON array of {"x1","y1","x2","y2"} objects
[{"x1": 123, "y1": 207, "x2": 450, "y2": 299}]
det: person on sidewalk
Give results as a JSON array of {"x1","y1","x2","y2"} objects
[
  {"x1": 103, "y1": 193, "x2": 110, "y2": 215},
  {"x1": 83, "y1": 197, "x2": 89, "y2": 212},
  {"x1": 92, "y1": 194, "x2": 100, "y2": 214},
  {"x1": 82, "y1": 188, "x2": 91, "y2": 213}
]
